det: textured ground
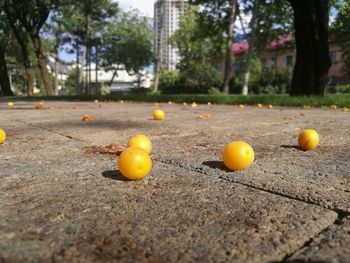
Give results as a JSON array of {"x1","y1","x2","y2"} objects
[{"x1": 0, "y1": 101, "x2": 349, "y2": 263}]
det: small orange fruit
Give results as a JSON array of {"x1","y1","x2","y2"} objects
[
  {"x1": 256, "y1": 103, "x2": 263, "y2": 108},
  {"x1": 222, "y1": 141, "x2": 255, "y2": 171},
  {"x1": 330, "y1": 105, "x2": 337, "y2": 110},
  {"x1": 7, "y1": 102, "x2": 14, "y2": 107},
  {"x1": 268, "y1": 104, "x2": 273, "y2": 109},
  {"x1": 153, "y1": 109, "x2": 165, "y2": 120},
  {"x1": 118, "y1": 147, "x2": 152, "y2": 180},
  {"x1": 298, "y1": 129, "x2": 319, "y2": 151},
  {"x1": 0, "y1": 129, "x2": 6, "y2": 144},
  {"x1": 239, "y1": 104, "x2": 245, "y2": 109},
  {"x1": 127, "y1": 134, "x2": 152, "y2": 154}
]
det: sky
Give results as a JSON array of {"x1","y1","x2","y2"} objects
[{"x1": 118, "y1": 0, "x2": 154, "y2": 17}]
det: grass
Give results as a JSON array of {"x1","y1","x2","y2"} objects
[{"x1": 1, "y1": 93, "x2": 350, "y2": 107}]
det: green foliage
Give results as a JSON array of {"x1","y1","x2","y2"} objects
[
  {"x1": 100, "y1": 10, "x2": 154, "y2": 78},
  {"x1": 159, "y1": 70, "x2": 180, "y2": 91},
  {"x1": 336, "y1": 84, "x2": 350, "y2": 94},
  {"x1": 5, "y1": 94, "x2": 350, "y2": 108},
  {"x1": 64, "y1": 66, "x2": 78, "y2": 95},
  {"x1": 332, "y1": 0, "x2": 350, "y2": 78},
  {"x1": 170, "y1": 7, "x2": 224, "y2": 93}
]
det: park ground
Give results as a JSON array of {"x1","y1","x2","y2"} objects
[{"x1": 0, "y1": 101, "x2": 349, "y2": 262}]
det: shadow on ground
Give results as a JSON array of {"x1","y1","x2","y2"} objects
[
  {"x1": 102, "y1": 170, "x2": 129, "y2": 181},
  {"x1": 202, "y1": 161, "x2": 232, "y2": 172}
]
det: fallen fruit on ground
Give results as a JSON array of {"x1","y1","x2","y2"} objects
[
  {"x1": 153, "y1": 109, "x2": 165, "y2": 120},
  {"x1": 344, "y1": 107, "x2": 349, "y2": 112},
  {"x1": 127, "y1": 134, "x2": 152, "y2": 154},
  {"x1": 82, "y1": 115, "x2": 96, "y2": 122},
  {"x1": 222, "y1": 141, "x2": 255, "y2": 171},
  {"x1": 256, "y1": 103, "x2": 263, "y2": 108},
  {"x1": 239, "y1": 104, "x2": 245, "y2": 109},
  {"x1": 168, "y1": 101, "x2": 173, "y2": 105},
  {"x1": 118, "y1": 147, "x2": 152, "y2": 180},
  {"x1": 268, "y1": 104, "x2": 273, "y2": 109},
  {"x1": 7, "y1": 102, "x2": 14, "y2": 107},
  {"x1": 298, "y1": 129, "x2": 319, "y2": 151},
  {"x1": 35, "y1": 101, "x2": 45, "y2": 110},
  {"x1": 199, "y1": 114, "x2": 213, "y2": 120},
  {"x1": 0, "y1": 129, "x2": 6, "y2": 144},
  {"x1": 183, "y1": 102, "x2": 187, "y2": 106},
  {"x1": 191, "y1": 102, "x2": 197, "y2": 108},
  {"x1": 330, "y1": 105, "x2": 337, "y2": 110}
]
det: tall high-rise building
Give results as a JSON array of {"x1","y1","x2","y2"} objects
[{"x1": 154, "y1": 0, "x2": 189, "y2": 71}]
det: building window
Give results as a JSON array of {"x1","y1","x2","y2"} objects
[
  {"x1": 270, "y1": 57, "x2": 276, "y2": 69},
  {"x1": 329, "y1": 51, "x2": 337, "y2": 64},
  {"x1": 286, "y1": 55, "x2": 293, "y2": 67}
]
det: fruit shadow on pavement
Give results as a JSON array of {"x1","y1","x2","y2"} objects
[{"x1": 102, "y1": 170, "x2": 130, "y2": 182}]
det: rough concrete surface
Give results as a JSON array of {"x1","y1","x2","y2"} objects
[{"x1": 0, "y1": 101, "x2": 349, "y2": 262}]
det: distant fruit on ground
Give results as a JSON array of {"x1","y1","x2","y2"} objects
[
  {"x1": 153, "y1": 102, "x2": 159, "y2": 106},
  {"x1": 94, "y1": 99, "x2": 99, "y2": 103},
  {"x1": 303, "y1": 105, "x2": 311, "y2": 110},
  {"x1": 208, "y1": 102, "x2": 212, "y2": 106},
  {"x1": 239, "y1": 104, "x2": 245, "y2": 109},
  {"x1": 344, "y1": 107, "x2": 349, "y2": 112},
  {"x1": 183, "y1": 102, "x2": 187, "y2": 106},
  {"x1": 118, "y1": 147, "x2": 152, "y2": 180},
  {"x1": 298, "y1": 129, "x2": 319, "y2": 151},
  {"x1": 268, "y1": 104, "x2": 273, "y2": 109},
  {"x1": 222, "y1": 141, "x2": 255, "y2": 171},
  {"x1": 153, "y1": 109, "x2": 165, "y2": 120},
  {"x1": 7, "y1": 102, "x2": 14, "y2": 107},
  {"x1": 330, "y1": 105, "x2": 337, "y2": 110},
  {"x1": 127, "y1": 134, "x2": 152, "y2": 154},
  {"x1": 0, "y1": 129, "x2": 6, "y2": 144},
  {"x1": 119, "y1": 100, "x2": 125, "y2": 104},
  {"x1": 35, "y1": 101, "x2": 45, "y2": 110},
  {"x1": 191, "y1": 102, "x2": 197, "y2": 108},
  {"x1": 168, "y1": 101, "x2": 173, "y2": 105},
  {"x1": 256, "y1": 103, "x2": 263, "y2": 108}
]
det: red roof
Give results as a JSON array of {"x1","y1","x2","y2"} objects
[{"x1": 232, "y1": 34, "x2": 293, "y2": 56}]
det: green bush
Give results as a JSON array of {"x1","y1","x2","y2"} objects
[{"x1": 336, "y1": 84, "x2": 350, "y2": 94}]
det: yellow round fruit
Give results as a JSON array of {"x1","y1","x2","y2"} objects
[
  {"x1": 118, "y1": 147, "x2": 152, "y2": 180},
  {"x1": 7, "y1": 102, "x2": 14, "y2": 107},
  {"x1": 222, "y1": 141, "x2": 255, "y2": 171},
  {"x1": 298, "y1": 129, "x2": 319, "y2": 151},
  {"x1": 239, "y1": 104, "x2": 245, "y2": 109},
  {"x1": 268, "y1": 104, "x2": 273, "y2": 109},
  {"x1": 168, "y1": 101, "x2": 173, "y2": 105},
  {"x1": 127, "y1": 134, "x2": 152, "y2": 154},
  {"x1": 257, "y1": 103, "x2": 263, "y2": 108},
  {"x1": 153, "y1": 109, "x2": 165, "y2": 120},
  {"x1": 183, "y1": 102, "x2": 187, "y2": 106},
  {"x1": 0, "y1": 129, "x2": 6, "y2": 144}
]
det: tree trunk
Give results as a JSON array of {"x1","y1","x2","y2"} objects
[
  {"x1": 288, "y1": 0, "x2": 331, "y2": 96},
  {"x1": 25, "y1": 67, "x2": 35, "y2": 96},
  {"x1": 54, "y1": 51, "x2": 59, "y2": 95},
  {"x1": 31, "y1": 32, "x2": 54, "y2": 95},
  {"x1": 241, "y1": 0, "x2": 260, "y2": 96},
  {"x1": 223, "y1": 0, "x2": 238, "y2": 94},
  {"x1": 0, "y1": 45, "x2": 14, "y2": 96}
]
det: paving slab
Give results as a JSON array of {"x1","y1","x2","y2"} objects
[
  {"x1": 286, "y1": 216, "x2": 350, "y2": 263},
  {"x1": 0, "y1": 159, "x2": 338, "y2": 263},
  {"x1": 0, "y1": 101, "x2": 348, "y2": 262}
]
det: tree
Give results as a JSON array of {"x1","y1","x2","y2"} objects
[
  {"x1": 239, "y1": 0, "x2": 293, "y2": 95},
  {"x1": 170, "y1": 7, "x2": 223, "y2": 92},
  {"x1": 288, "y1": 0, "x2": 331, "y2": 96},
  {"x1": 100, "y1": 10, "x2": 154, "y2": 86},
  {"x1": 0, "y1": 2, "x2": 14, "y2": 96},
  {"x1": 332, "y1": 0, "x2": 350, "y2": 78},
  {"x1": 4, "y1": 0, "x2": 54, "y2": 95},
  {"x1": 59, "y1": 0, "x2": 118, "y2": 94},
  {"x1": 190, "y1": 0, "x2": 238, "y2": 94}
]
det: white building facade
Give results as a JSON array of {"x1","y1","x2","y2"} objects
[{"x1": 154, "y1": 0, "x2": 189, "y2": 70}]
